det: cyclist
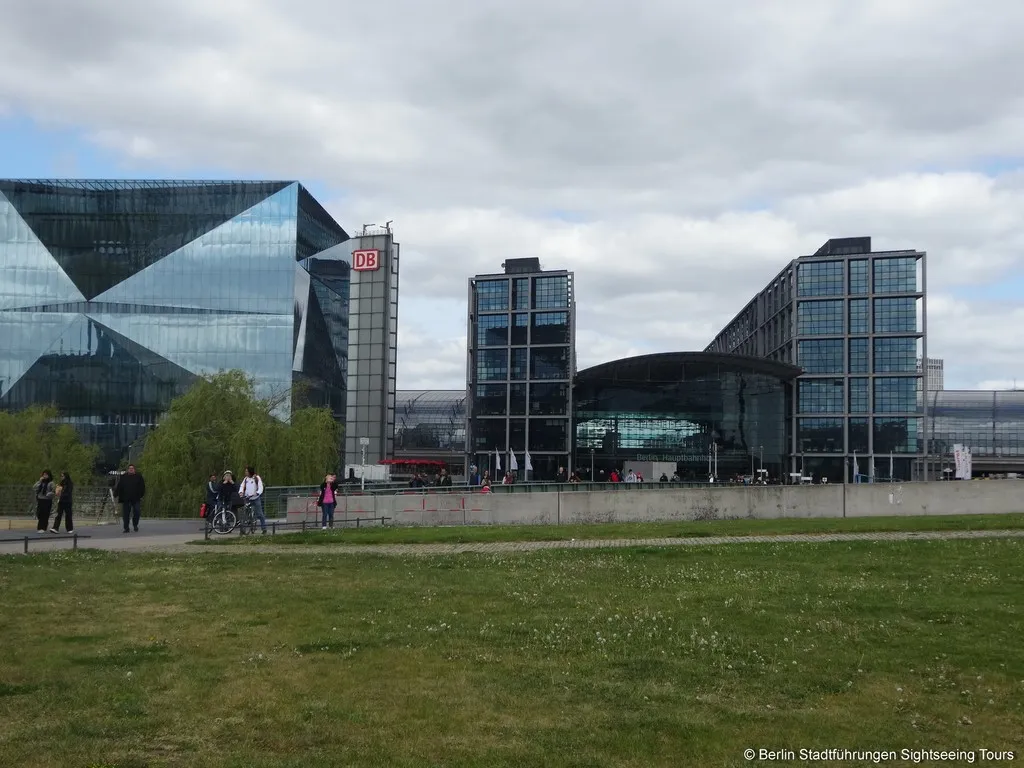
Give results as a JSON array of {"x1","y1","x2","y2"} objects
[{"x1": 239, "y1": 466, "x2": 267, "y2": 534}]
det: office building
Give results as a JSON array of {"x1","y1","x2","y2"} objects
[
  {"x1": 466, "y1": 258, "x2": 575, "y2": 480},
  {"x1": 918, "y1": 357, "x2": 944, "y2": 392},
  {"x1": 707, "y1": 237, "x2": 927, "y2": 482},
  {"x1": 342, "y1": 225, "x2": 400, "y2": 471},
  {"x1": 0, "y1": 179, "x2": 387, "y2": 469},
  {"x1": 574, "y1": 352, "x2": 799, "y2": 480}
]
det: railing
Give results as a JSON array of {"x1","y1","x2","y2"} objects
[
  {"x1": 0, "y1": 534, "x2": 92, "y2": 553},
  {"x1": 202, "y1": 516, "x2": 391, "y2": 540},
  {"x1": 0, "y1": 486, "x2": 117, "y2": 518}
]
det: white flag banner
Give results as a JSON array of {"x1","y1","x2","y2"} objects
[
  {"x1": 953, "y1": 444, "x2": 972, "y2": 480},
  {"x1": 494, "y1": 447, "x2": 501, "y2": 472},
  {"x1": 525, "y1": 452, "x2": 534, "y2": 472},
  {"x1": 889, "y1": 453, "x2": 894, "y2": 481},
  {"x1": 509, "y1": 452, "x2": 519, "y2": 471}
]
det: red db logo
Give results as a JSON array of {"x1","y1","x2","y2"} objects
[{"x1": 352, "y1": 249, "x2": 380, "y2": 271}]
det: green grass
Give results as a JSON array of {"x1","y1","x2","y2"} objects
[
  {"x1": 2, "y1": 540, "x2": 1023, "y2": 766},
  {"x1": 209, "y1": 512, "x2": 1024, "y2": 546}
]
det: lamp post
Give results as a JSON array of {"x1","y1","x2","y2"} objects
[{"x1": 589, "y1": 448, "x2": 595, "y2": 483}]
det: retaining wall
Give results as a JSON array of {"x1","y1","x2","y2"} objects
[{"x1": 282, "y1": 481, "x2": 1022, "y2": 527}]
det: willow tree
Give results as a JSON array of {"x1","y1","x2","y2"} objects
[
  {"x1": 0, "y1": 406, "x2": 99, "y2": 489},
  {"x1": 139, "y1": 371, "x2": 341, "y2": 517}
]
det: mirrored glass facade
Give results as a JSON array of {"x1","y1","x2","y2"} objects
[
  {"x1": 0, "y1": 179, "x2": 350, "y2": 469},
  {"x1": 707, "y1": 237, "x2": 927, "y2": 482},
  {"x1": 574, "y1": 353, "x2": 798, "y2": 481},
  {"x1": 926, "y1": 390, "x2": 1024, "y2": 475},
  {"x1": 467, "y1": 260, "x2": 575, "y2": 480}
]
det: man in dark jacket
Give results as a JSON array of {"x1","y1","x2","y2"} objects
[{"x1": 114, "y1": 464, "x2": 146, "y2": 534}]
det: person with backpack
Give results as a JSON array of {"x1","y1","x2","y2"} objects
[
  {"x1": 316, "y1": 472, "x2": 339, "y2": 530},
  {"x1": 50, "y1": 471, "x2": 75, "y2": 534},
  {"x1": 239, "y1": 466, "x2": 267, "y2": 534},
  {"x1": 32, "y1": 470, "x2": 56, "y2": 533}
]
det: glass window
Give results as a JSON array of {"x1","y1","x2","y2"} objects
[
  {"x1": 798, "y1": 339, "x2": 844, "y2": 374},
  {"x1": 873, "y1": 337, "x2": 917, "y2": 373},
  {"x1": 849, "y1": 299, "x2": 869, "y2": 334},
  {"x1": 849, "y1": 378, "x2": 869, "y2": 414},
  {"x1": 797, "y1": 418, "x2": 843, "y2": 453},
  {"x1": 529, "y1": 418, "x2": 568, "y2": 452},
  {"x1": 873, "y1": 297, "x2": 917, "y2": 333},
  {"x1": 874, "y1": 377, "x2": 919, "y2": 414},
  {"x1": 849, "y1": 338, "x2": 869, "y2": 374},
  {"x1": 849, "y1": 417, "x2": 869, "y2": 453},
  {"x1": 512, "y1": 278, "x2": 529, "y2": 310},
  {"x1": 510, "y1": 313, "x2": 528, "y2": 345},
  {"x1": 797, "y1": 261, "x2": 843, "y2": 297},
  {"x1": 798, "y1": 379, "x2": 844, "y2": 414},
  {"x1": 509, "y1": 383, "x2": 527, "y2": 415},
  {"x1": 531, "y1": 348, "x2": 569, "y2": 380},
  {"x1": 510, "y1": 347, "x2": 528, "y2": 380},
  {"x1": 476, "y1": 279, "x2": 508, "y2": 311},
  {"x1": 509, "y1": 419, "x2": 526, "y2": 450},
  {"x1": 797, "y1": 300, "x2": 843, "y2": 335},
  {"x1": 476, "y1": 314, "x2": 508, "y2": 347},
  {"x1": 476, "y1": 349, "x2": 507, "y2": 381},
  {"x1": 849, "y1": 260, "x2": 869, "y2": 294},
  {"x1": 530, "y1": 382, "x2": 568, "y2": 415},
  {"x1": 532, "y1": 275, "x2": 569, "y2": 309},
  {"x1": 874, "y1": 417, "x2": 921, "y2": 453},
  {"x1": 472, "y1": 418, "x2": 506, "y2": 451},
  {"x1": 531, "y1": 312, "x2": 569, "y2": 345},
  {"x1": 873, "y1": 257, "x2": 917, "y2": 294}
]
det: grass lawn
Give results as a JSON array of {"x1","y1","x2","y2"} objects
[
  {"x1": 2, "y1": 540, "x2": 1023, "y2": 767},
  {"x1": 212, "y1": 512, "x2": 1024, "y2": 547}
]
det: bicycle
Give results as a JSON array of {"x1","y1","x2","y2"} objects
[
  {"x1": 206, "y1": 502, "x2": 237, "y2": 536},
  {"x1": 237, "y1": 500, "x2": 260, "y2": 536}
]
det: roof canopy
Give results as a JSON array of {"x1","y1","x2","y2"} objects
[{"x1": 576, "y1": 352, "x2": 801, "y2": 384}]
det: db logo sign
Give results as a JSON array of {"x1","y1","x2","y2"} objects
[{"x1": 352, "y1": 249, "x2": 380, "y2": 271}]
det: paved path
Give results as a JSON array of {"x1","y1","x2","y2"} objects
[{"x1": 5, "y1": 527, "x2": 1020, "y2": 557}]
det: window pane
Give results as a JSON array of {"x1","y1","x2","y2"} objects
[
  {"x1": 873, "y1": 257, "x2": 917, "y2": 294},
  {"x1": 849, "y1": 260, "x2": 869, "y2": 294},
  {"x1": 476, "y1": 313, "x2": 508, "y2": 347},
  {"x1": 797, "y1": 339, "x2": 843, "y2": 374},
  {"x1": 531, "y1": 347, "x2": 569, "y2": 380},
  {"x1": 797, "y1": 418, "x2": 843, "y2": 453},
  {"x1": 874, "y1": 377, "x2": 918, "y2": 413},
  {"x1": 797, "y1": 300, "x2": 843, "y2": 335},
  {"x1": 797, "y1": 261, "x2": 843, "y2": 297},
  {"x1": 798, "y1": 378, "x2": 844, "y2": 414},
  {"x1": 849, "y1": 299, "x2": 869, "y2": 334},
  {"x1": 873, "y1": 297, "x2": 917, "y2": 333},
  {"x1": 531, "y1": 312, "x2": 569, "y2": 344},
  {"x1": 476, "y1": 279, "x2": 509, "y2": 311},
  {"x1": 476, "y1": 349, "x2": 507, "y2": 381},
  {"x1": 530, "y1": 382, "x2": 568, "y2": 415},
  {"x1": 873, "y1": 337, "x2": 917, "y2": 373},
  {"x1": 532, "y1": 275, "x2": 569, "y2": 309}
]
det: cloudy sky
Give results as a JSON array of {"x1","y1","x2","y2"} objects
[{"x1": 2, "y1": 0, "x2": 1023, "y2": 391}]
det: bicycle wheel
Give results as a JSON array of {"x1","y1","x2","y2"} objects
[{"x1": 212, "y1": 508, "x2": 236, "y2": 535}]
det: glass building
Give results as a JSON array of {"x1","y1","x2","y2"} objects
[
  {"x1": 706, "y1": 237, "x2": 928, "y2": 482},
  {"x1": 0, "y1": 179, "x2": 351, "y2": 469},
  {"x1": 927, "y1": 390, "x2": 1024, "y2": 476},
  {"x1": 466, "y1": 258, "x2": 575, "y2": 480},
  {"x1": 394, "y1": 390, "x2": 466, "y2": 469},
  {"x1": 574, "y1": 352, "x2": 799, "y2": 481}
]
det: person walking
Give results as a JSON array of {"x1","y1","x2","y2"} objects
[
  {"x1": 50, "y1": 471, "x2": 75, "y2": 533},
  {"x1": 114, "y1": 464, "x2": 146, "y2": 534},
  {"x1": 239, "y1": 466, "x2": 267, "y2": 534},
  {"x1": 317, "y1": 472, "x2": 339, "y2": 530},
  {"x1": 33, "y1": 470, "x2": 55, "y2": 533}
]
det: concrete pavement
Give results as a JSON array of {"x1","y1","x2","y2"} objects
[{"x1": 4, "y1": 524, "x2": 1022, "y2": 557}]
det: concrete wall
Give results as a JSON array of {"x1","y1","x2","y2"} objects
[{"x1": 284, "y1": 481, "x2": 1022, "y2": 528}]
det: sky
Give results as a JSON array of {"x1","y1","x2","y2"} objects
[{"x1": 2, "y1": 0, "x2": 1024, "y2": 392}]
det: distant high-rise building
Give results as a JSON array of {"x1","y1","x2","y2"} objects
[
  {"x1": 707, "y1": 237, "x2": 928, "y2": 482},
  {"x1": 466, "y1": 258, "x2": 575, "y2": 481},
  {"x1": 917, "y1": 357, "x2": 944, "y2": 391}
]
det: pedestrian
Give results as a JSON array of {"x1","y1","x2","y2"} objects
[
  {"x1": 33, "y1": 470, "x2": 55, "y2": 533},
  {"x1": 204, "y1": 474, "x2": 219, "y2": 518},
  {"x1": 239, "y1": 466, "x2": 267, "y2": 534},
  {"x1": 114, "y1": 464, "x2": 146, "y2": 534},
  {"x1": 317, "y1": 472, "x2": 339, "y2": 530},
  {"x1": 50, "y1": 471, "x2": 75, "y2": 533}
]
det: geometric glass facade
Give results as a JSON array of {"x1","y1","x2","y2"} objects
[
  {"x1": 394, "y1": 390, "x2": 466, "y2": 471},
  {"x1": 706, "y1": 237, "x2": 928, "y2": 482},
  {"x1": 573, "y1": 352, "x2": 799, "y2": 481},
  {"x1": 466, "y1": 258, "x2": 575, "y2": 480},
  {"x1": 0, "y1": 179, "x2": 350, "y2": 469}
]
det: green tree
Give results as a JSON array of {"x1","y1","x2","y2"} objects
[
  {"x1": 139, "y1": 371, "x2": 341, "y2": 517},
  {"x1": 0, "y1": 406, "x2": 99, "y2": 488}
]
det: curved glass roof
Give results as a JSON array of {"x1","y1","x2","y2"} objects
[
  {"x1": 928, "y1": 390, "x2": 1024, "y2": 422},
  {"x1": 577, "y1": 352, "x2": 802, "y2": 383}
]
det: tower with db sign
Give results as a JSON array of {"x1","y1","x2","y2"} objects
[{"x1": 343, "y1": 223, "x2": 400, "y2": 473}]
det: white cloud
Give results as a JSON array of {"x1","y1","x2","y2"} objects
[{"x1": 1, "y1": 0, "x2": 1024, "y2": 390}]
